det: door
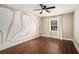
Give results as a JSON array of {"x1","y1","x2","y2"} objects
[{"x1": 49, "y1": 16, "x2": 63, "y2": 39}]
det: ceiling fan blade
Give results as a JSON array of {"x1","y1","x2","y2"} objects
[
  {"x1": 40, "y1": 10, "x2": 43, "y2": 14},
  {"x1": 45, "y1": 9, "x2": 50, "y2": 13},
  {"x1": 40, "y1": 4, "x2": 44, "y2": 9},
  {"x1": 46, "y1": 6, "x2": 55, "y2": 9},
  {"x1": 33, "y1": 9, "x2": 42, "y2": 11}
]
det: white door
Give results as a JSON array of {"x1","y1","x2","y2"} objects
[{"x1": 49, "y1": 16, "x2": 63, "y2": 39}]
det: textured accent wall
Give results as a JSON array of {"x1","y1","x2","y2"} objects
[{"x1": 0, "y1": 6, "x2": 40, "y2": 50}]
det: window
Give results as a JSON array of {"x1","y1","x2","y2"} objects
[{"x1": 51, "y1": 20, "x2": 58, "y2": 31}]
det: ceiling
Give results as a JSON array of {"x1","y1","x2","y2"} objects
[{"x1": 4, "y1": 4, "x2": 79, "y2": 17}]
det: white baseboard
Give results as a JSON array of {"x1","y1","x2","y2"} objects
[
  {"x1": 40, "y1": 35, "x2": 50, "y2": 38},
  {"x1": 0, "y1": 35, "x2": 39, "y2": 51},
  {"x1": 72, "y1": 40, "x2": 79, "y2": 53},
  {"x1": 62, "y1": 38, "x2": 73, "y2": 41},
  {"x1": 40, "y1": 35, "x2": 73, "y2": 41}
]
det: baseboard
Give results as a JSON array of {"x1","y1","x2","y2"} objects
[
  {"x1": 0, "y1": 35, "x2": 39, "y2": 51},
  {"x1": 40, "y1": 35, "x2": 50, "y2": 38},
  {"x1": 40, "y1": 35, "x2": 73, "y2": 41},
  {"x1": 72, "y1": 40, "x2": 79, "y2": 53},
  {"x1": 62, "y1": 38, "x2": 73, "y2": 41}
]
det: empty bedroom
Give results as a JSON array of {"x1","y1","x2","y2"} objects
[{"x1": 0, "y1": 4, "x2": 79, "y2": 54}]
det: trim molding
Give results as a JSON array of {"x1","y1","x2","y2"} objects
[
  {"x1": 72, "y1": 40, "x2": 79, "y2": 53},
  {"x1": 40, "y1": 35, "x2": 73, "y2": 41},
  {"x1": 61, "y1": 38, "x2": 73, "y2": 41}
]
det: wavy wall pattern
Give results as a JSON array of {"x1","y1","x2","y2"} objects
[
  {"x1": 8, "y1": 12, "x2": 23, "y2": 41},
  {"x1": 10, "y1": 15, "x2": 32, "y2": 41},
  {"x1": 0, "y1": 5, "x2": 36, "y2": 44},
  {"x1": 12, "y1": 15, "x2": 34, "y2": 41},
  {"x1": 0, "y1": 7, "x2": 13, "y2": 42},
  {"x1": 6, "y1": 11, "x2": 15, "y2": 41}
]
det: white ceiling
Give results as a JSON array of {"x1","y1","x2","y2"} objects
[{"x1": 4, "y1": 4, "x2": 79, "y2": 17}]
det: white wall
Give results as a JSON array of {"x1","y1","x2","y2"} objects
[
  {"x1": 0, "y1": 6, "x2": 40, "y2": 50},
  {"x1": 74, "y1": 7, "x2": 79, "y2": 53},
  {"x1": 40, "y1": 13, "x2": 74, "y2": 40},
  {"x1": 61, "y1": 13, "x2": 74, "y2": 40}
]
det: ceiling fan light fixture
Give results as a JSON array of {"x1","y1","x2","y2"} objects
[{"x1": 33, "y1": 4, "x2": 56, "y2": 14}]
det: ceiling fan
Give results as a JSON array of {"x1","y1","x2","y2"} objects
[{"x1": 33, "y1": 4, "x2": 56, "y2": 14}]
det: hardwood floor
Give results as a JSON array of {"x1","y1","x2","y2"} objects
[{"x1": 0, "y1": 36, "x2": 78, "y2": 54}]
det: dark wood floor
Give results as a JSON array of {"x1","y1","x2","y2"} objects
[{"x1": 0, "y1": 36, "x2": 78, "y2": 54}]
